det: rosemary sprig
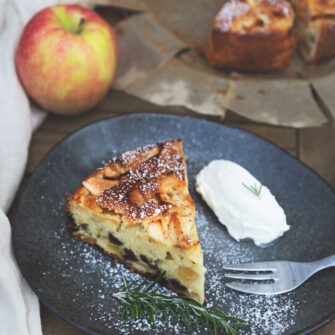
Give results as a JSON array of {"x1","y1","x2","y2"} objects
[
  {"x1": 112, "y1": 272, "x2": 250, "y2": 334},
  {"x1": 242, "y1": 178, "x2": 266, "y2": 198}
]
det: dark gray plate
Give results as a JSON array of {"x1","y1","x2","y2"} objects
[{"x1": 13, "y1": 114, "x2": 335, "y2": 335}]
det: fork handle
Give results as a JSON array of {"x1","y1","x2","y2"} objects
[{"x1": 309, "y1": 254, "x2": 335, "y2": 273}]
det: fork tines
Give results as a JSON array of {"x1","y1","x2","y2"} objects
[{"x1": 223, "y1": 262, "x2": 280, "y2": 295}]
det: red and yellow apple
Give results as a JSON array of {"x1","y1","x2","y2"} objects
[{"x1": 15, "y1": 5, "x2": 117, "y2": 115}]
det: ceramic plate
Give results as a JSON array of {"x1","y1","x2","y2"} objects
[{"x1": 13, "y1": 114, "x2": 335, "y2": 335}]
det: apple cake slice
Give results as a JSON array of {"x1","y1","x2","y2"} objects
[{"x1": 66, "y1": 139, "x2": 206, "y2": 303}]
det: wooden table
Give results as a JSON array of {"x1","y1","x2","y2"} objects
[{"x1": 17, "y1": 89, "x2": 333, "y2": 335}]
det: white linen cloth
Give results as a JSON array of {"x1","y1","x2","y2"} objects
[{"x1": 0, "y1": 0, "x2": 77, "y2": 334}]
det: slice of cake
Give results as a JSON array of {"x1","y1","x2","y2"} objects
[
  {"x1": 294, "y1": 0, "x2": 335, "y2": 63},
  {"x1": 66, "y1": 139, "x2": 206, "y2": 303},
  {"x1": 205, "y1": 0, "x2": 297, "y2": 72}
]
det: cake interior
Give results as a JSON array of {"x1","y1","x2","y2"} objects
[{"x1": 69, "y1": 201, "x2": 205, "y2": 302}]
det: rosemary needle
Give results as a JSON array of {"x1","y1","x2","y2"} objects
[
  {"x1": 242, "y1": 178, "x2": 266, "y2": 198},
  {"x1": 112, "y1": 272, "x2": 250, "y2": 334}
]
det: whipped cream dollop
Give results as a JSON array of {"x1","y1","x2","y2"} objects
[{"x1": 196, "y1": 160, "x2": 290, "y2": 246}]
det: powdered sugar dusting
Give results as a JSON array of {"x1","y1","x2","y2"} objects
[{"x1": 119, "y1": 144, "x2": 156, "y2": 167}]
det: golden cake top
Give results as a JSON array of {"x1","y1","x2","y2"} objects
[
  {"x1": 96, "y1": 140, "x2": 185, "y2": 221},
  {"x1": 69, "y1": 139, "x2": 199, "y2": 249},
  {"x1": 297, "y1": 0, "x2": 335, "y2": 18},
  {"x1": 214, "y1": 0, "x2": 295, "y2": 34}
]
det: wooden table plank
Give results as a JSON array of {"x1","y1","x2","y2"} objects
[
  {"x1": 299, "y1": 123, "x2": 335, "y2": 188},
  {"x1": 41, "y1": 305, "x2": 84, "y2": 335}
]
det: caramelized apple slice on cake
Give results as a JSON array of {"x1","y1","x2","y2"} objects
[{"x1": 66, "y1": 139, "x2": 206, "y2": 303}]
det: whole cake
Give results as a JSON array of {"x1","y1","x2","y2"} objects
[
  {"x1": 205, "y1": 0, "x2": 297, "y2": 72},
  {"x1": 294, "y1": 0, "x2": 335, "y2": 63},
  {"x1": 66, "y1": 139, "x2": 206, "y2": 303}
]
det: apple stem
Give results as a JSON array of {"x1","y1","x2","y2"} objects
[{"x1": 76, "y1": 18, "x2": 85, "y2": 34}]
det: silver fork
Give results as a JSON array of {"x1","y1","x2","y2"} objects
[{"x1": 222, "y1": 254, "x2": 335, "y2": 295}]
